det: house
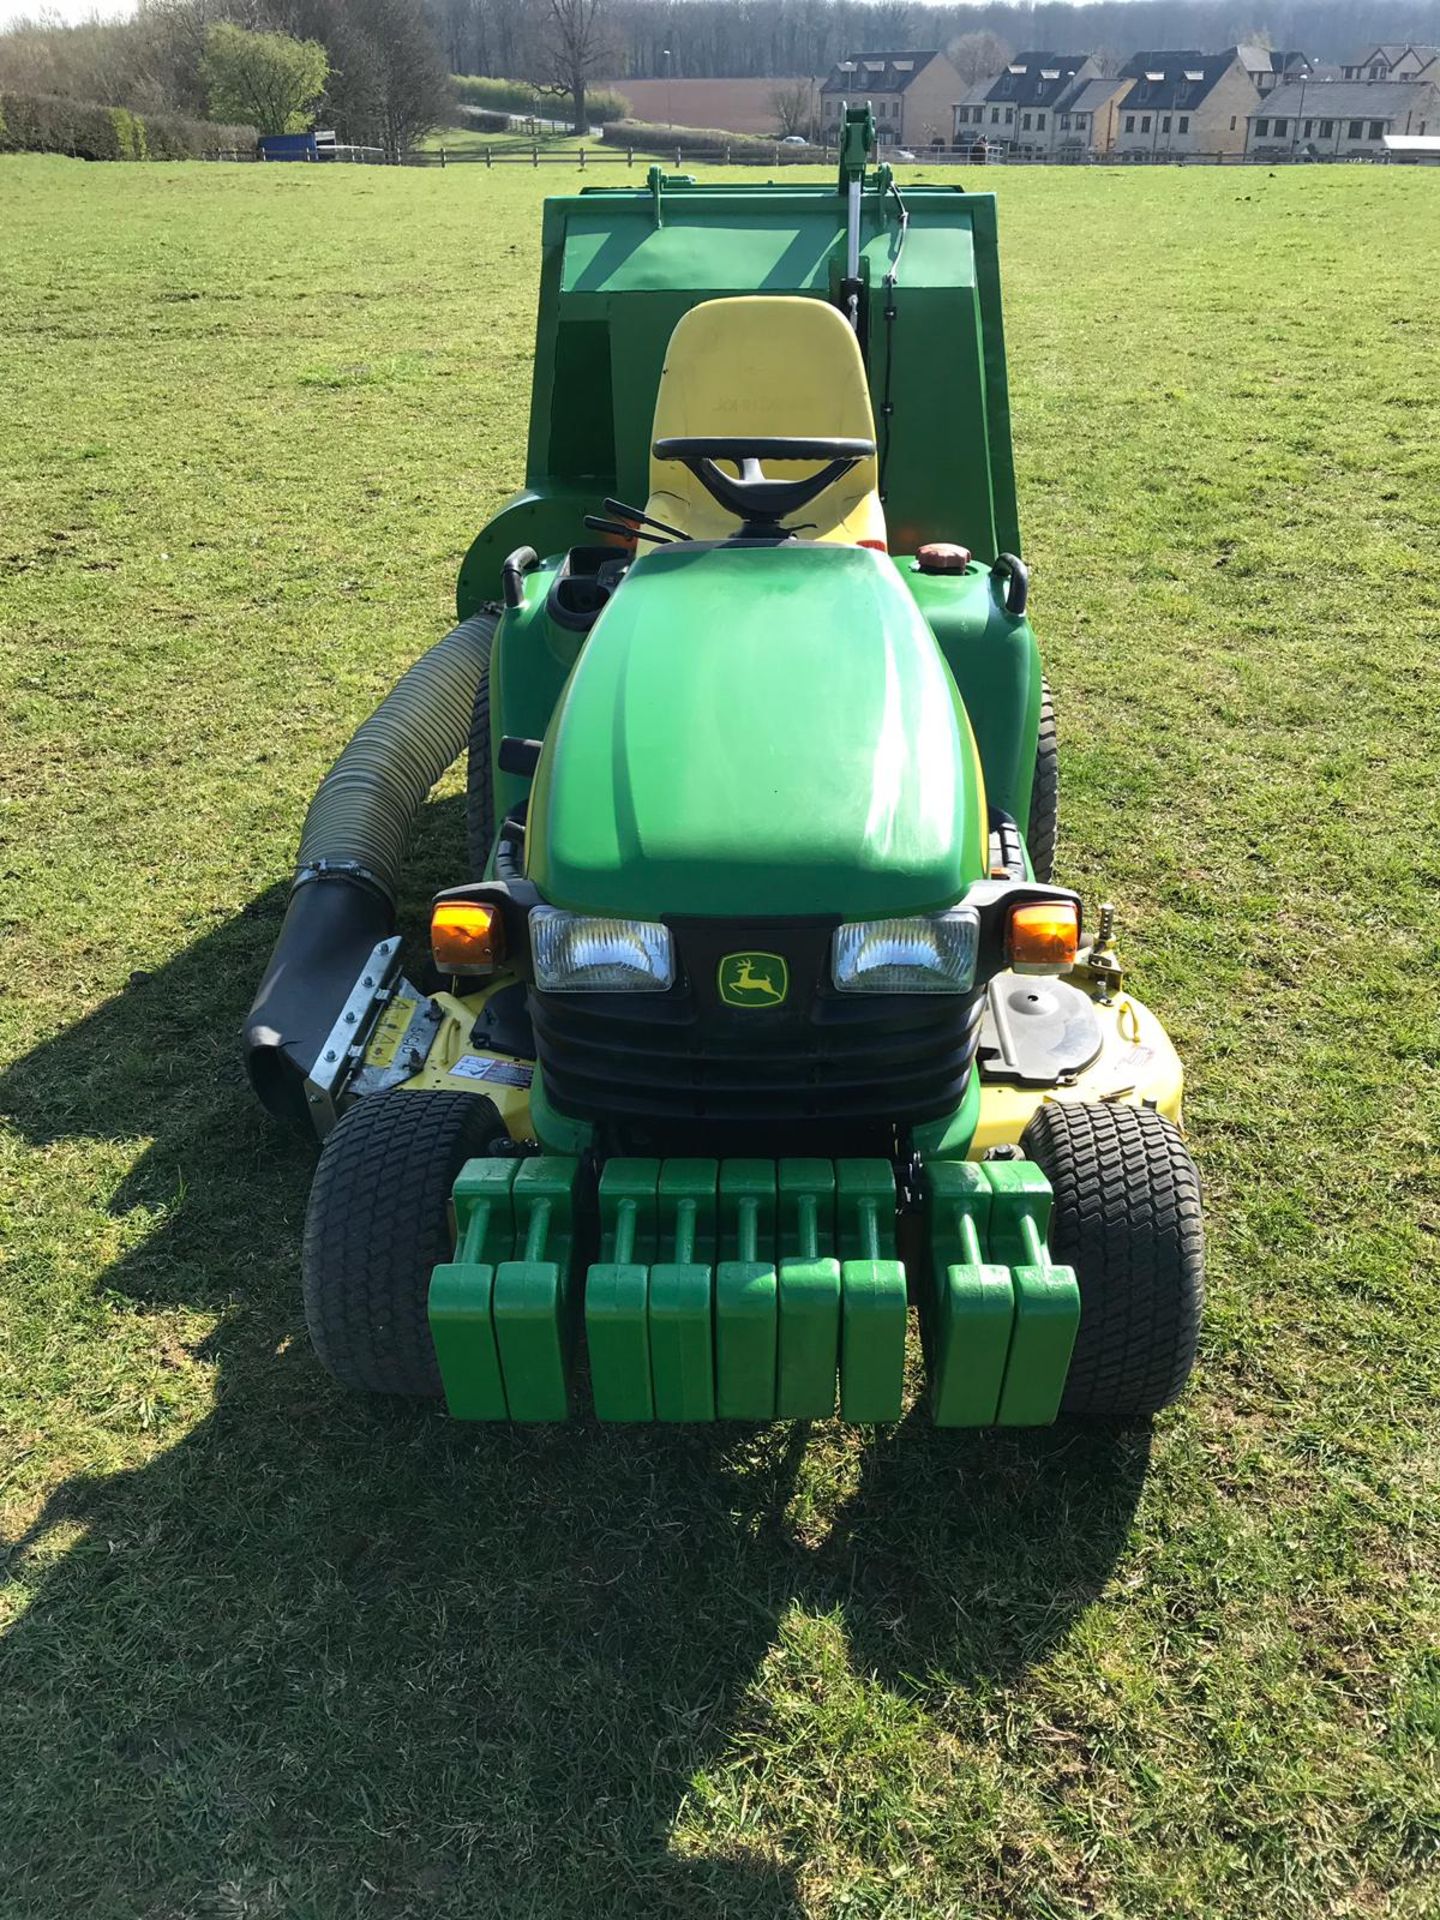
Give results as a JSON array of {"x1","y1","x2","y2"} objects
[
  {"x1": 953, "y1": 52, "x2": 1091, "y2": 153},
  {"x1": 818, "y1": 49, "x2": 963, "y2": 148},
  {"x1": 1238, "y1": 46, "x2": 1322, "y2": 94},
  {"x1": 1341, "y1": 44, "x2": 1440, "y2": 81},
  {"x1": 952, "y1": 56, "x2": 1134, "y2": 157},
  {"x1": 1245, "y1": 78, "x2": 1439, "y2": 158},
  {"x1": 1048, "y1": 76, "x2": 1136, "y2": 156},
  {"x1": 1113, "y1": 48, "x2": 1262, "y2": 158}
]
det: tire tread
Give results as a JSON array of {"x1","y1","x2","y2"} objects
[
  {"x1": 302, "y1": 1090, "x2": 501, "y2": 1395},
  {"x1": 1021, "y1": 1100, "x2": 1203, "y2": 1421},
  {"x1": 1027, "y1": 676, "x2": 1059, "y2": 883}
]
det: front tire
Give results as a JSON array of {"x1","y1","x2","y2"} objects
[
  {"x1": 302, "y1": 1090, "x2": 504, "y2": 1395},
  {"x1": 1021, "y1": 1101, "x2": 1204, "y2": 1422}
]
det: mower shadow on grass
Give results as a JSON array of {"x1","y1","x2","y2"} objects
[{"x1": 0, "y1": 799, "x2": 1150, "y2": 1918}]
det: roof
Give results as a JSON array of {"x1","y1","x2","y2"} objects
[
  {"x1": 1116, "y1": 48, "x2": 1241, "y2": 111},
  {"x1": 819, "y1": 50, "x2": 944, "y2": 94},
  {"x1": 1250, "y1": 78, "x2": 1439, "y2": 120},
  {"x1": 966, "y1": 51, "x2": 1092, "y2": 109},
  {"x1": 1345, "y1": 43, "x2": 1439, "y2": 66},
  {"x1": 1062, "y1": 76, "x2": 1130, "y2": 114}
]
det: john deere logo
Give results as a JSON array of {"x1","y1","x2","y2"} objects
[{"x1": 718, "y1": 952, "x2": 788, "y2": 1008}]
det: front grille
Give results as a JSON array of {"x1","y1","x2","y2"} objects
[{"x1": 530, "y1": 919, "x2": 982, "y2": 1137}]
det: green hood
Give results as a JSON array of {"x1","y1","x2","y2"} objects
[{"x1": 526, "y1": 542, "x2": 986, "y2": 919}]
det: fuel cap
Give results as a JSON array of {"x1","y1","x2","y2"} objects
[{"x1": 915, "y1": 542, "x2": 973, "y2": 573}]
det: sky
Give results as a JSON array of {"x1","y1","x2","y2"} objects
[{"x1": 0, "y1": 0, "x2": 138, "y2": 23}]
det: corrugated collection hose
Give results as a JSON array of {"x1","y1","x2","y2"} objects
[
  {"x1": 296, "y1": 607, "x2": 499, "y2": 901},
  {"x1": 243, "y1": 606, "x2": 499, "y2": 1122}
]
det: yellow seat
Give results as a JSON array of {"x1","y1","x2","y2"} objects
[{"x1": 645, "y1": 297, "x2": 886, "y2": 548}]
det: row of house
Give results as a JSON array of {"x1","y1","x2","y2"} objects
[
  {"x1": 816, "y1": 41, "x2": 1439, "y2": 163},
  {"x1": 954, "y1": 41, "x2": 1439, "y2": 160}
]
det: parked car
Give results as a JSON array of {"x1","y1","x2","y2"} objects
[{"x1": 780, "y1": 134, "x2": 809, "y2": 146}]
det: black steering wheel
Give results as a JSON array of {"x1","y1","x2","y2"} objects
[{"x1": 652, "y1": 435, "x2": 875, "y2": 536}]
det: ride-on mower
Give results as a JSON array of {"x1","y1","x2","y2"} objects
[{"x1": 243, "y1": 111, "x2": 1203, "y2": 1426}]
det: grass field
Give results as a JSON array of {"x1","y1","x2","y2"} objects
[{"x1": 1, "y1": 154, "x2": 1438, "y2": 1919}]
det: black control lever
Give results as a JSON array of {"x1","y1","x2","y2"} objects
[
  {"x1": 603, "y1": 498, "x2": 691, "y2": 542},
  {"x1": 583, "y1": 516, "x2": 646, "y2": 544}
]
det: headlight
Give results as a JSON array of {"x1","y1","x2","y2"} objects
[
  {"x1": 832, "y1": 907, "x2": 979, "y2": 994},
  {"x1": 530, "y1": 907, "x2": 675, "y2": 992}
]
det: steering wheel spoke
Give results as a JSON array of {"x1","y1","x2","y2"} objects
[{"x1": 652, "y1": 434, "x2": 875, "y2": 536}]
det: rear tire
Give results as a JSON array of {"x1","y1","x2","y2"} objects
[
  {"x1": 1021, "y1": 1101, "x2": 1203, "y2": 1422},
  {"x1": 1027, "y1": 676, "x2": 1059, "y2": 883},
  {"x1": 302, "y1": 1090, "x2": 504, "y2": 1395},
  {"x1": 464, "y1": 617, "x2": 498, "y2": 878}
]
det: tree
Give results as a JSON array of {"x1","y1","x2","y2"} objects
[
  {"x1": 202, "y1": 21, "x2": 327, "y2": 134},
  {"x1": 946, "y1": 30, "x2": 1012, "y2": 87},
  {"x1": 768, "y1": 78, "x2": 814, "y2": 137},
  {"x1": 356, "y1": 0, "x2": 452, "y2": 155},
  {"x1": 539, "y1": 0, "x2": 613, "y2": 134},
  {"x1": 290, "y1": 0, "x2": 450, "y2": 157},
  {"x1": 860, "y1": 3, "x2": 912, "y2": 49}
]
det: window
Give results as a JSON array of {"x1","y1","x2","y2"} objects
[
  {"x1": 1347, "y1": 119, "x2": 1363, "y2": 138},
  {"x1": 1368, "y1": 120, "x2": 1384, "y2": 138},
  {"x1": 1161, "y1": 114, "x2": 1171, "y2": 132},
  {"x1": 1059, "y1": 113, "x2": 1071, "y2": 130},
  {"x1": 1141, "y1": 114, "x2": 1152, "y2": 132},
  {"x1": 1255, "y1": 118, "x2": 1269, "y2": 137},
  {"x1": 1273, "y1": 118, "x2": 1287, "y2": 135},
  {"x1": 1124, "y1": 113, "x2": 1135, "y2": 131},
  {"x1": 1303, "y1": 119, "x2": 1313, "y2": 136},
  {"x1": 1076, "y1": 114, "x2": 1087, "y2": 129},
  {"x1": 1004, "y1": 107, "x2": 1014, "y2": 124},
  {"x1": 1037, "y1": 111, "x2": 1046, "y2": 129},
  {"x1": 1022, "y1": 111, "x2": 1032, "y2": 130},
  {"x1": 1179, "y1": 115, "x2": 1189, "y2": 132},
  {"x1": 991, "y1": 107, "x2": 1000, "y2": 124},
  {"x1": 1319, "y1": 119, "x2": 1333, "y2": 136}
]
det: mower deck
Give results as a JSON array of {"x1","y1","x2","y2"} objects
[{"x1": 427, "y1": 1154, "x2": 1079, "y2": 1426}]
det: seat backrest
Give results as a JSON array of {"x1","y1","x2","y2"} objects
[{"x1": 645, "y1": 296, "x2": 886, "y2": 547}]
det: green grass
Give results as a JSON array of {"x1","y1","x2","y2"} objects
[{"x1": 2, "y1": 154, "x2": 1438, "y2": 1919}]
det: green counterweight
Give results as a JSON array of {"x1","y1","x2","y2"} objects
[{"x1": 429, "y1": 1156, "x2": 1080, "y2": 1428}]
